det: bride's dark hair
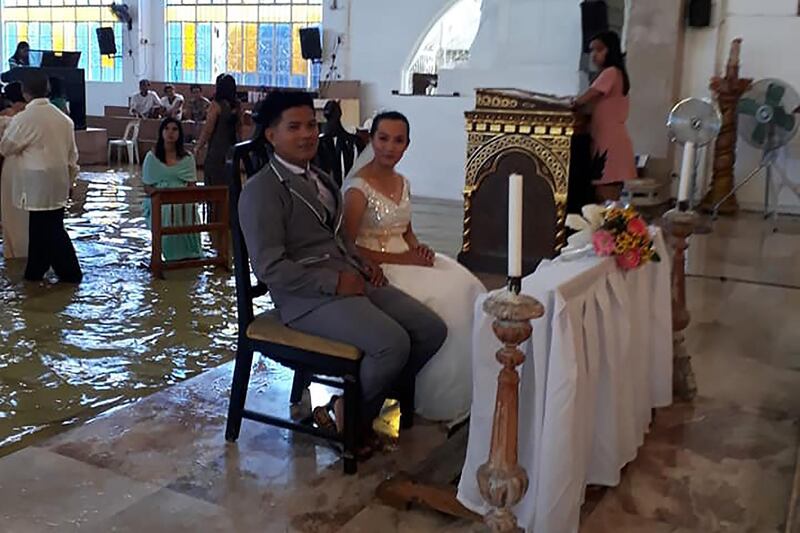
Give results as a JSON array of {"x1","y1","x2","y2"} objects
[{"x1": 370, "y1": 111, "x2": 411, "y2": 142}]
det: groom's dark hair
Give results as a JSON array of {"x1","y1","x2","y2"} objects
[{"x1": 255, "y1": 91, "x2": 315, "y2": 128}]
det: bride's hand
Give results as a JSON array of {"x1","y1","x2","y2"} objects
[
  {"x1": 403, "y1": 249, "x2": 433, "y2": 267},
  {"x1": 412, "y1": 244, "x2": 435, "y2": 266}
]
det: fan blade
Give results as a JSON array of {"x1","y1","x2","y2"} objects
[
  {"x1": 738, "y1": 98, "x2": 759, "y2": 116},
  {"x1": 765, "y1": 83, "x2": 786, "y2": 107},
  {"x1": 752, "y1": 123, "x2": 767, "y2": 146},
  {"x1": 773, "y1": 108, "x2": 797, "y2": 131}
]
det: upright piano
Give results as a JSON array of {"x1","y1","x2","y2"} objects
[{"x1": 2, "y1": 66, "x2": 87, "y2": 130}]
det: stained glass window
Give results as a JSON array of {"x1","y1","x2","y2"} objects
[
  {"x1": 165, "y1": 1, "x2": 322, "y2": 88},
  {"x1": 1, "y1": 1, "x2": 123, "y2": 83}
]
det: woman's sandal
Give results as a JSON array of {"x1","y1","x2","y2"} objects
[{"x1": 312, "y1": 396, "x2": 374, "y2": 461}]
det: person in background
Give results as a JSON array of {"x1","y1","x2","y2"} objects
[
  {"x1": 0, "y1": 70, "x2": 81, "y2": 282},
  {"x1": 0, "y1": 81, "x2": 30, "y2": 259},
  {"x1": 185, "y1": 84, "x2": 211, "y2": 143},
  {"x1": 187, "y1": 84, "x2": 210, "y2": 122},
  {"x1": 129, "y1": 79, "x2": 162, "y2": 118},
  {"x1": 48, "y1": 76, "x2": 69, "y2": 115},
  {"x1": 160, "y1": 84, "x2": 184, "y2": 121},
  {"x1": 8, "y1": 41, "x2": 30, "y2": 69},
  {"x1": 0, "y1": 82, "x2": 27, "y2": 117},
  {"x1": 195, "y1": 74, "x2": 242, "y2": 189},
  {"x1": 142, "y1": 118, "x2": 202, "y2": 261},
  {"x1": 571, "y1": 30, "x2": 636, "y2": 202}
]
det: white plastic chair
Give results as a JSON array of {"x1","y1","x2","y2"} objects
[{"x1": 107, "y1": 120, "x2": 141, "y2": 165}]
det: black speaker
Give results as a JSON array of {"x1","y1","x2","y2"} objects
[
  {"x1": 299, "y1": 27, "x2": 322, "y2": 61},
  {"x1": 688, "y1": 0, "x2": 712, "y2": 27},
  {"x1": 581, "y1": 1, "x2": 609, "y2": 53},
  {"x1": 96, "y1": 27, "x2": 116, "y2": 56}
]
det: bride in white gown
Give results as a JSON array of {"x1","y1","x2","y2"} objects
[{"x1": 342, "y1": 112, "x2": 486, "y2": 422}]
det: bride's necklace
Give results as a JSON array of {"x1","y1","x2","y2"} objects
[{"x1": 367, "y1": 173, "x2": 403, "y2": 204}]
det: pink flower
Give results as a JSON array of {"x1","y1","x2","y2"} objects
[
  {"x1": 592, "y1": 230, "x2": 615, "y2": 256},
  {"x1": 616, "y1": 249, "x2": 642, "y2": 270},
  {"x1": 626, "y1": 217, "x2": 648, "y2": 238}
]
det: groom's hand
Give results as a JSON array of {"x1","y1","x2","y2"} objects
[
  {"x1": 336, "y1": 271, "x2": 366, "y2": 296},
  {"x1": 364, "y1": 261, "x2": 388, "y2": 287}
]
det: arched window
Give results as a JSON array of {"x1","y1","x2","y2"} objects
[{"x1": 404, "y1": 0, "x2": 483, "y2": 93}]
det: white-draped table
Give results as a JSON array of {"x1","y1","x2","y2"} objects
[{"x1": 457, "y1": 230, "x2": 672, "y2": 533}]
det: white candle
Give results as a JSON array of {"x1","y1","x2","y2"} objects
[
  {"x1": 508, "y1": 173, "x2": 523, "y2": 277},
  {"x1": 677, "y1": 142, "x2": 696, "y2": 205}
]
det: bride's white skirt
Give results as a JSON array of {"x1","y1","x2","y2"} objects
[{"x1": 382, "y1": 254, "x2": 486, "y2": 422}]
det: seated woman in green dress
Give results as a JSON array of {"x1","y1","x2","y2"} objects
[{"x1": 142, "y1": 118, "x2": 203, "y2": 261}]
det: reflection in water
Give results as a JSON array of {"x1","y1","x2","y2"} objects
[{"x1": 0, "y1": 169, "x2": 242, "y2": 456}]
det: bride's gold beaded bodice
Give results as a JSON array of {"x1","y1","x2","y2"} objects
[{"x1": 345, "y1": 176, "x2": 411, "y2": 254}]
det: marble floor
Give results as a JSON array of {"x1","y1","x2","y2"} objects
[{"x1": 0, "y1": 191, "x2": 798, "y2": 531}]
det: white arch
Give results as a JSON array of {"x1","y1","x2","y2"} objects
[{"x1": 399, "y1": 0, "x2": 483, "y2": 93}]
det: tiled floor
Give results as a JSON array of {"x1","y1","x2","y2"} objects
[{"x1": 0, "y1": 203, "x2": 798, "y2": 532}]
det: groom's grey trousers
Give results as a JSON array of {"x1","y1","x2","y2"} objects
[
  {"x1": 289, "y1": 285, "x2": 447, "y2": 424},
  {"x1": 238, "y1": 155, "x2": 447, "y2": 426}
]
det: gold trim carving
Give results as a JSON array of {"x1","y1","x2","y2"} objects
[{"x1": 462, "y1": 97, "x2": 579, "y2": 256}]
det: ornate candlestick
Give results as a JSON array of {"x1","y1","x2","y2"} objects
[
  {"x1": 664, "y1": 209, "x2": 699, "y2": 401},
  {"x1": 477, "y1": 282, "x2": 544, "y2": 532},
  {"x1": 700, "y1": 38, "x2": 753, "y2": 215}
]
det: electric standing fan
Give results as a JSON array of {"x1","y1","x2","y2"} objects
[
  {"x1": 667, "y1": 98, "x2": 722, "y2": 210},
  {"x1": 713, "y1": 78, "x2": 800, "y2": 221}
]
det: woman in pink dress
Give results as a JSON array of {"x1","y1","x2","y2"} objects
[{"x1": 572, "y1": 31, "x2": 637, "y2": 202}]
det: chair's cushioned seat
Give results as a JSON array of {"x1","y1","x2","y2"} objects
[{"x1": 247, "y1": 310, "x2": 361, "y2": 361}]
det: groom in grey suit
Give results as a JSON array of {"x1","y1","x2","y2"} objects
[{"x1": 238, "y1": 91, "x2": 447, "y2": 437}]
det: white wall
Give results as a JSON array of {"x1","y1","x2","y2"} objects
[
  {"x1": 681, "y1": 0, "x2": 800, "y2": 213},
  {"x1": 322, "y1": 0, "x2": 474, "y2": 199},
  {"x1": 84, "y1": 2, "x2": 160, "y2": 116},
  {"x1": 323, "y1": 0, "x2": 584, "y2": 200},
  {"x1": 324, "y1": 0, "x2": 455, "y2": 117}
]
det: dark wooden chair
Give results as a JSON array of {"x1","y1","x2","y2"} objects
[
  {"x1": 315, "y1": 100, "x2": 367, "y2": 187},
  {"x1": 223, "y1": 140, "x2": 380, "y2": 474},
  {"x1": 150, "y1": 185, "x2": 230, "y2": 279}
]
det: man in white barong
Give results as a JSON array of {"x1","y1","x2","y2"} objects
[{"x1": 0, "y1": 69, "x2": 82, "y2": 283}]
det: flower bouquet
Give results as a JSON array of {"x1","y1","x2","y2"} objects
[{"x1": 590, "y1": 205, "x2": 660, "y2": 270}]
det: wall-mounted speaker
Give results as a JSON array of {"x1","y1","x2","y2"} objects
[
  {"x1": 96, "y1": 27, "x2": 117, "y2": 56},
  {"x1": 688, "y1": 0, "x2": 712, "y2": 28},
  {"x1": 299, "y1": 27, "x2": 322, "y2": 61},
  {"x1": 580, "y1": 1, "x2": 609, "y2": 53}
]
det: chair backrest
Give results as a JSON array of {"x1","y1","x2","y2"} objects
[
  {"x1": 123, "y1": 120, "x2": 140, "y2": 142},
  {"x1": 226, "y1": 139, "x2": 269, "y2": 332}
]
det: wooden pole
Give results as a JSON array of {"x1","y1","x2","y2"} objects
[
  {"x1": 700, "y1": 38, "x2": 753, "y2": 215},
  {"x1": 477, "y1": 288, "x2": 543, "y2": 532},
  {"x1": 664, "y1": 209, "x2": 698, "y2": 401}
]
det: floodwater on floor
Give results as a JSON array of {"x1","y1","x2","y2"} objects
[
  {"x1": 0, "y1": 169, "x2": 246, "y2": 456},
  {"x1": 0, "y1": 167, "x2": 466, "y2": 459}
]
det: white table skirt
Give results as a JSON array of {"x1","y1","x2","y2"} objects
[{"x1": 457, "y1": 230, "x2": 672, "y2": 533}]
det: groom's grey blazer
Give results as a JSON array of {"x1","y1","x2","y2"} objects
[{"x1": 238, "y1": 155, "x2": 367, "y2": 323}]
